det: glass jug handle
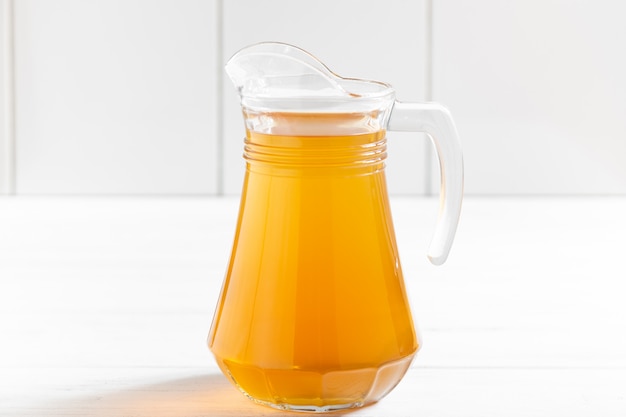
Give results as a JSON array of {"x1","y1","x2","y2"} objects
[{"x1": 388, "y1": 102, "x2": 464, "y2": 266}]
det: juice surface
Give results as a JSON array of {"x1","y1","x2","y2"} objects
[{"x1": 209, "y1": 113, "x2": 418, "y2": 411}]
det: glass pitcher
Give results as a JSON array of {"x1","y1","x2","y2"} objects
[{"x1": 208, "y1": 42, "x2": 463, "y2": 413}]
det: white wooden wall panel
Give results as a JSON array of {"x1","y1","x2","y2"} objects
[
  {"x1": 1, "y1": 1, "x2": 625, "y2": 195},
  {"x1": 222, "y1": 0, "x2": 430, "y2": 195},
  {"x1": 432, "y1": 0, "x2": 626, "y2": 194},
  {"x1": 14, "y1": 0, "x2": 219, "y2": 194}
]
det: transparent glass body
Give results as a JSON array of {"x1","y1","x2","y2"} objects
[
  {"x1": 209, "y1": 111, "x2": 418, "y2": 412},
  {"x1": 209, "y1": 42, "x2": 463, "y2": 413}
]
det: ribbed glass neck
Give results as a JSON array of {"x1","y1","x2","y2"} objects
[{"x1": 242, "y1": 111, "x2": 387, "y2": 176}]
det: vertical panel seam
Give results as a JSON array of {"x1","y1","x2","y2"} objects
[
  {"x1": 214, "y1": 0, "x2": 224, "y2": 196},
  {"x1": 2, "y1": 0, "x2": 16, "y2": 195},
  {"x1": 424, "y1": 0, "x2": 433, "y2": 196}
]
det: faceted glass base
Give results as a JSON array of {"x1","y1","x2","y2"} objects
[{"x1": 216, "y1": 355, "x2": 415, "y2": 413}]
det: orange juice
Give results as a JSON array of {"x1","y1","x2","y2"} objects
[{"x1": 209, "y1": 112, "x2": 418, "y2": 412}]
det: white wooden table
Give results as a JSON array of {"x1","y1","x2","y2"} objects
[{"x1": 1, "y1": 196, "x2": 625, "y2": 416}]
